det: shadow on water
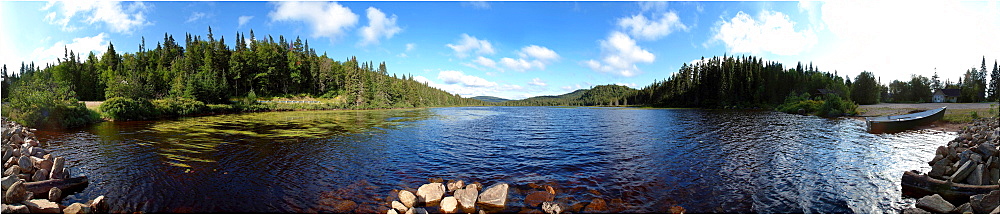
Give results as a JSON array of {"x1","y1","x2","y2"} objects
[{"x1": 37, "y1": 107, "x2": 952, "y2": 213}]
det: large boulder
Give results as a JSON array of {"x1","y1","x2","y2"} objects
[
  {"x1": 977, "y1": 143, "x2": 998, "y2": 157},
  {"x1": 524, "y1": 191, "x2": 555, "y2": 207},
  {"x1": 63, "y1": 203, "x2": 93, "y2": 214},
  {"x1": 951, "y1": 161, "x2": 975, "y2": 183},
  {"x1": 968, "y1": 164, "x2": 986, "y2": 185},
  {"x1": 399, "y1": 190, "x2": 417, "y2": 208},
  {"x1": 47, "y1": 187, "x2": 62, "y2": 202},
  {"x1": 971, "y1": 191, "x2": 1000, "y2": 214},
  {"x1": 32, "y1": 157, "x2": 52, "y2": 172},
  {"x1": 16, "y1": 156, "x2": 32, "y2": 173},
  {"x1": 928, "y1": 159, "x2": 951, "y2": 179},
  {"x1": 447, "y1": 180, "x2": 465, "y2": 193},
  {"x1": 48, "y1": 157, "x2": 64, "y2": 180},
  {"x1": 541, "y1": 201, "x2": 567, "y2": 214},
  {"x1": 476, "y1": 183, "x2": 509, "y2": 208},
  {"x1": 391, "y1": 201, "x2": 408, "y2": 213},
  {"x1": 440, "y1": 196, "x2": 459, "y2": 213},
  {"x1": 23, "y1": 199, "x2": 61, "y2": 213},
  {"x1": 416, "y1": 183, "x2": 445, "y2": 206},
  {"x1": 454, "y1": 187, "x2": 479, "y2": 213},
  {"x1": 583, "y1": 198, "x2": 607, "y2": 213},
  {"x1": 916, "y1": 194, "x2": 955, "y2": 213},
  {"x1": 1, "y1": 175, "x2": 19, "y2": 190},
  {"x1": 953, "y1": 203, "x2": 973, "y2": 213},
  {"x1": 3, "y1": 180, "x2": 29, "y2": 204},
  {"x1": 31, "y1": 168, "x2": 49, "y2": 182}
]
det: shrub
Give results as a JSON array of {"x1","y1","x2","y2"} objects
[
  {"x1": 100, "y1": 97, "x2": 155, "y2": 121},
  {"x1": 152, "y1": 97, "x2": 207, "y2": 117},
  {"x1": 3, "y1": 76, "x2": 99, "y2": 128},
  {"x1": 817, "y1": 94, "x2": 858, "y2": 117}
]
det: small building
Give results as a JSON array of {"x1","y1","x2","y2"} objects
[{"x1": 932, "y1": 89, "x2": 960, "y2": 103}]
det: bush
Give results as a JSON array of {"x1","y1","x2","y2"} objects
[
  {"x1": 3, "y1": 76, "x2": 99, "y2": 128},
  {"x1": 100, "y1": 97, "x2": 155, "y2": 121},
  {"x1": 152, "y1": 97, "x2": 207, "y2": 117},
  {"x1": 817, "y1": 94, "x2": 858, "y2": 117}
]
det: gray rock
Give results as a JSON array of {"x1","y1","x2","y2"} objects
[
  {"x1": 405, "y1": 207, "x2": 416, "y2": 214},
  {"x1": 476, "y1": 183, "x2": 509, "y2": 208},
  {"x1": 3, "y1": 180, "x2": 28, "y2": 204},
  {"x1": 902, "y1": 207, "x2": 932, "y2": 214},
  {"x1": 63, "y1": 203, "x2": 93, "y2": 214},
  {"x1": 953, "y1": 203, "x2": 973, "y2": 213},
  {"x1": 447, "y1": 180, "x2": 465, "y2": 193},
  {"x1": 991, "y1": 166, "x2": 1000, "y2": 186},
  {"x1": 16, "y1": 156, "x2": 31, "y2": 173},
  {"x1": 951, "y1": 160, "x2": 975, "y2": 183},
  {"x1": 978, "y1": 143, "x2": 998, "y2": 157},
  {"x1": 992, "y1": 205, "x2": 1000, "y2": 214},
  {"x1": 1, "y1": 175, "x2": 18, "y2": 190},
  {"x1": 3, "y1": 204, "x2": 29, "y2": 213},
  {"x1": 31, "y1": 168, "x2": 48, "y2": 182},
  {"x1": 47, "y1": 187, "x2": 61, "y2": 202},
  {"x1": 917, "y1": 194, "x2": 955, "y2": 213},
  {"x1": 542, "y1": 201, "x2": 567, "y2": 214},
  {"x1": 28, "y1": 147, "x2": 46, "y2": 158},
  {"x1": 454, "y1": 187, "x2": 479, "y2": 213},
  {"x1": 33, "y1": 157, "x2": 52, "y2": 171},
  {"x1": 4, "y1": 165, "x2": 20, "y2": 177},
  {"x1": 416, "y1": 183, "x2": 445, "y2": 206},
  {"x1": 407, "y1": 207, "x2": 428, "y2": 214},
  {"x1": 23, "y1": 199, "x2": 61, "y2": 213},
  {"x1": 968, "y1": 164, "x2": 986, "y2": 185},
  {"x1": 971, "y1": 191, "x2": 1000, "y2": 214},
  {"x1": 391, "y1": 201, "x2": 408, "y2": 213},
  {"x1": 1, "y1": 147, "x2": 10, "y2": 165},
  {"x1": 399, "y1": 190, "x2": 417, "y2": 208},
  {"x1": 440, "y1": 196, "x2": 459, "y2": 213},
  {"x1": 48, "y1": 157, "x2": 64, "y2": 180}
]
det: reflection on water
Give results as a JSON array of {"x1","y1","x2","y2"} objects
[{"x1": 38, "y1": 107, "x2": 951, "y2": 213}]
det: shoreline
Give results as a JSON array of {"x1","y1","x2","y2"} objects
[{"x1": 854, "y1": 102, "x2": 998, "y2": 133}]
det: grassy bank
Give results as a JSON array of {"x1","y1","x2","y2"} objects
[{"x1": 857, "y1": 103, "x2": 998, "y2": 124}]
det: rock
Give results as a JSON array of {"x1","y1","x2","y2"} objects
[
  {"x1": 951, "y1": 161, "x2": 975, "y2": 183},
  {"x1": 387, "y1": 209, "x2": 399, "y2": 214},
  {"x1": 2, "y1": 175, "x2": 19, "y2": 190},
  {"x1": 541, "y1": 201, "x2": 567, "y2": 214},
  {"x1": 1, "y1": 147, "x2": 10, "y2": 165},
  {"x1": 16, "y1": 156, "x2": 31, "y2": 173},
  {"x1": 477, "y1": 183, "x2": 509, "y2": 208},
  {"x1": 669, "y1": 205, "x2": 686, "y2": 214},
  {"x1": 447, "y1": 180, "x2": 465, "y2": 192},
  {"x1": 23, "y1": 199, "x2": 61, "y2": 213},
  {"x1": 524, "y1": 191, "x2": 555, "y2": 207},
  {"x1": 407, "y1": 207, "x2": 428, "y2": 214},
  {"x1": 429, "y1": 178, "x2": 445, "y2": 183},
  {"x1": 978, "y1": 143, "x2": 998, "y2": 157},
  {"x1": 28, "y1": 147, "x2": 46, "y2": 158},
  {"x1": 454, "y1": 187, "x2": 479, "y2": 213},
  {"x1": 544, "y1": 186, "x2": 556, "y2": 195},
  {"x1": 440, "y1": 196, "x2": 459, "y2": 213},
  {"x1": 90, "y1": 195, "x2": 108, "y2": 213},
  {"x1": 405, "y1": 207, "x2": 416, "y2": 214},
  {"x1": 968, "y1": 164, "x2": 986, "y2": 185},
  {"x1": 466, "y1": 183, "x2": 481, "y2": 192},
  {"x1": 928, "y1": 159, "x2": 952, "y2": 179},
  {"x1": 391, "y1": 201, "x2": 408, "y2": 213},
  {"x1": 416, "y1": 183, "x2": 445, "y2": 206},
  {"x1": 32, "y1": 168, "x2": 49, "y2": 182},
  {"x1": 971, "y1": 191, "x2": 1000, "y2": 214},
  {"x1": 330, "y1": 199, "x2": 357, "y2": 213},
  {"x1": 4, "y1": 204, "x2": 29, "y2": 213},
  {"x1": 519, "y1": 208, "x2": 544, "y2": 214},
  {"x1": 953, "y1": 203, "x2": 974, "y2": 213},
  {"x1": 4, "y1": 165, "x2": 20, "y2": 177},
  {"x1": 992, "y1": 205, "x2": 1000, "y2": 214},
  {"x1": 583, "y1": 198, "x2": 607, "y2": 213},
  {"x1": 16, "y1": 173, "x2": 29, "y2": 181},
  {"x1": 399, "y1": 190, "x2": 417, "y2": 208},
  {"x1": 902, "y1": 207, "x2": 931, "y2": 214},
  {"x1": 991, "y1": 166, "x2": 1000, "y2": 186},
  {"x1": 566, "y1": 202, "x2": 587, "y2": 213},
  {"x1": 25, "y1": 139, "x2": 39, "y2": 147},
  {"x1": 48, "y1": 157, "x2": 64, "y2": 180},
  {"x1": 47, "y1": 187, "x2": 61, "y2": 202},
  {"x1": 916, "y1": 194, "x2": 955, "y2": 213},
  {"x1": 3, "y1": 180, "x2": 28, "y2": 204},
  {"x1": 63, "y1": 203, "x2": 92, "y2": 214}
]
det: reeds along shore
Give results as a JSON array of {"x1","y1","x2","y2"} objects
[{"x1": 2, "y1": 117, "x2": 107, "y2": 214}]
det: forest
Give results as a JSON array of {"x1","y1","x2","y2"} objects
[{"x1": 1, "y1": 27, "x2": 485, "y2": 127}]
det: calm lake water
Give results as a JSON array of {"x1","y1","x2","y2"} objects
[{"x1": 37, "y1": 106, "x2": 953, "y2": 213}]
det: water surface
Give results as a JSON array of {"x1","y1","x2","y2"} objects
[{"x1": 38, "y1": 106, "x2": 952, "y2": 213}]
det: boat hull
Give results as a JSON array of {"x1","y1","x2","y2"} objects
[{"x1": 866, "y1": 107, "x2": 946, "y2": 133}]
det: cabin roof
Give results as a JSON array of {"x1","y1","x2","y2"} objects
[{"x1": 935, "y1": 89, "x2": 960, "y2": 97}]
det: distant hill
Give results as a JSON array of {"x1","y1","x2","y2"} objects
[
  {"x1": 470, "y1": 96, "x2": 511, "y2": 103},
  {"x1": 503, "y1": 85, "x2": 638, "y2": 106}
]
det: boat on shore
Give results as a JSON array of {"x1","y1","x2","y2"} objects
[{"x1": 866, "y1": 107, "x2": 946, "y2": 133}]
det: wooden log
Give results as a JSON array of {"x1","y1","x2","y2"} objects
[
  {"x1": 901, "y1": 170, "x2": 999, "y2": 204},
  {"x1": 24, "y1": 176, "x2": 88, "y2": 199}
]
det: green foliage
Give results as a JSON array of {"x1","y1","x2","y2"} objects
[
  {"x1": 970, "y1": 111, "x2": 979, "y2": 119},
  {"x1": 776, "y1": 92, "x2": 822, "y2": 114},
  {"x1": 151, "y1": 97, "x2": 207, "y2": 117},
  {"x1": 776, "y1": 92, "x2": 856, "y2": 117},
  {"x1": 100, "y1": 97, "x2": 155, "y2": 121},
  {"x1": 850, "y1": 71, "x2": 880, "y2": 105},
  {"x1": 2, "y1": 73, "x2": 98, "y2": 128}
]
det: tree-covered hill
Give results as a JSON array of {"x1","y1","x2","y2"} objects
[{"x1": 470, "y1": 96, "x2": 510, "y2": 103}]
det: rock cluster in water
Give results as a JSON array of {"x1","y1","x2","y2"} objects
[
  {"x1": 903, "y1": 117, "x2": 1000, "y2": 214},
  {"x1": 1, "y1": 117, "x2": 106, "y2": 214}
]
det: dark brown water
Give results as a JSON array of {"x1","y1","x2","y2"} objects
[{"x1": 37, "y1": 106, "x2": 953, "y2": 213}]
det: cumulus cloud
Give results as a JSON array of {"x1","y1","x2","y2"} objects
[
  {"x1": 446, "y1": 34, "x2": 495, "y2": 58},
  {"x1": 269, "y1": 1, "x2": 358, "y2": 40},
  {"x1": 29, "y1": 33, "x2": 109, "y2": 66},
  {"x1": 584, "y1": 31, "x2": 655, "y2": 77},
  {"x1": 238, "y1": 15, "x2": 254, "y2": 28},
  {"x1": 500, "y1": 57, "x2": 545, "y2": 72},
  {"x1": 477, "y1": 45, "x2": 559, "y2": 72},
  {"x1": 473, "y1": 56, "x2": 497, "y2": 68},
  {"x1": 359, "y1": 7, "x2": 402, "y2": 46},
  {"x1": 42, "y1": 1, "x2": 150, "y2": 34},
  {"x1": 528, "y1": 78, "x2": 547, "y2": 86},
  {"x1": 438, "y1": 70, "x2": 498, "y2": 87},
  {"x1": 618, "y1": 12, "x2": 688, "y2": 41},
  {"x1": 517, "y1": 45, "x2": 560, "y2": 62},
  {"x1": 710, "y1": 10, "x2": 818, "y2": 56}
]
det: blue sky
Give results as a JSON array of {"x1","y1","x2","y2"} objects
[{"x1": 2, "y1": 1, "x2": 999, "y2": 100}]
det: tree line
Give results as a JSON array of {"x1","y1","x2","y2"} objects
[{"x1": 886, "y1": 57, "x2": 998, "y2": 103}]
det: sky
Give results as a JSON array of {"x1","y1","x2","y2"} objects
[{"x1": 1, "y1": 1, "x2": 999, "y2": 100}]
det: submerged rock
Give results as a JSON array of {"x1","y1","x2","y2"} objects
[
  {"x1": 916, "y1": 194, "x2": 955, "y2": 213},
  {"x1": 477, "y1": 183, "x2": 509, "y2": 208},
  {"x1": 524, "y1": 191, "x2": 555, "y2": 207},
  {"x1": 583, "y1": 198, "x2": 607, "y2": 213}
]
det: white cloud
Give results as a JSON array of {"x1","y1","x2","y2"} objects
[
  {"x1": 269, "y1": 2, "x2": 359, "y2": 40},
  {"x1": 238, "y1": 16, "x2": 254, "y2": 28},
  {"x1": 813, "y1": 1, "x2": 1000, "y2": 84},
  {"x1": 28, "y1": 33, "x2": 109, "y2": 66},
  {"x1": 500, "y1": 57, "x2": 545, "y2": 72},
  {"x1": 528, "y1": 78, "x2": 548, "y2": 86},
  {"x1": 473, "y1": 56, "x2": 497, "y2": 68},
  {"x1": 639, "y1": 1, "x2": 667, "y2": 12},
  {"x1": 446, "y1": 34, "x2": 495, "y2": 58},
  {"x1": 186, "y1": 12, "x2": 206, "y2": 23},
  {"x1": 478, "y1": 45, "x2": 559, "y2": 72},
  {"x1": 42, "y1": 1, "x2": 150, "y2": 34},
  {"x1": 405, "y1": 43, "x2": 416, "y2": 52},
  {"x1": 710, "y1": 10, "x2": 818, "y2": 56},
  {"x1": 463, "y1": 1, "x2": 491, "y2": 9},
  {"x1": 517, "y1": 45, "x2": 560, "y2": 62},
  {"x1": 438, "y1": 70, "x2": 498, "y2": 87},
  {"x1": 584, "y1": 31, "x2": 655, "y2": 77},
  {"x1": 618, "y1": 12, "x2": 688, "y2": 41},
  {"x1": 359, "y1": 7, "x2": 402, "y2": 46}
]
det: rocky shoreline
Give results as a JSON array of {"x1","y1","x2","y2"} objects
[
  {"x1": 2, "y1": 117, "x2": 107, "y2": 214},
  {"x1": 901, "y1": 117, "x2": 1000, "y2": 214}
]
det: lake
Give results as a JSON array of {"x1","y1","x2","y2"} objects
[{"x1": 36, "y1": 106, "x2": 953, "y2": 213}]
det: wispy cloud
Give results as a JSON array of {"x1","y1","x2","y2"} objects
[
  {"x1": 463, "y1": 1, "x2": 491, "y2": 10},
  {"x1": 238, "y1": 15, "x2": 254, "y2": 28},
  {"x1": 186, "y1": 12, "x2": 206, "y2": 23}
]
